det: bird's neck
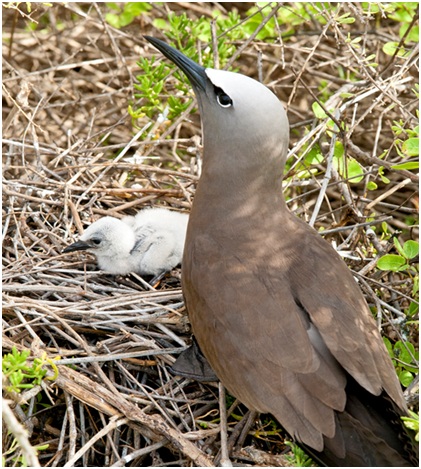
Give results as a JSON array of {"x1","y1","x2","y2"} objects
[{"x1": 191, "y1": 164, "x2": 287, "y2": 229}]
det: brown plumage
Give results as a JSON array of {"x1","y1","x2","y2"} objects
[{"x1": 145, "y1": 36, "x2": 418, "y2": 466}]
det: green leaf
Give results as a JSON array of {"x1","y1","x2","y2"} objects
[
  {"x1": 381, "y1": 221, "x2": 389, "y2": 236},
  {"x1": 402, "y1": 137, "x2": 419, "y2": 157},
  {"x1": 333, "y1": 145, "x2": 364, "y2": 183},
  {"x1": 153, "y1": 18, "x2": 170, "y2": 30},
  {"x1": 305, "y1": 147, "x2": 324, "y2": 165},
  {"x1": 413, "y1": 275, "x2": 419, "y2": 296},
  {"x1": 377, "y1": 254, "x2": 406, "y2": 271},
  {"x1": 402, "y1": 413, "x2": 419, "y2": 441},
  {"x1": 350, "y1": 37, "x2": 362, "y2": 45},
  {"x1": 402, "y1": 416, "x2": 419, "y2": 431},
  {"x1": 346, "y1": 159, "x2": 364, "y2": 182},
  {"x1": 337, "y1": 13, "x2": 356, "y2": 24},
  {"x1": 403, "y1": 240, "x2": 419, "y2": 259},
  {"x1": 333, "y1": 141, "x2": 344, "y2": 158},
  {"x1": 105, "y1": 13, "x2": 121, "y2": 28},
  {"x1": 402, "y1": 415, "x2": 419, "y2": 441},
  {"x1": 391, "y1": 161, "x2": 419, "y2": 170},
  {"x1": 395, "y1": 341, "x2": 417, "y2": 362},
  {"x1": 408, "y1": 301, "x2": 419, "y2": 317},
  {"x1": 312, "y1": 101, "x2": 327, "y2": 119},
  {"x1": 399, "y1": 370, "x2": 414, "y2": 387},
  {"x1": 243, "y1": 13, "x2": 276, "y2": 40},
  {"x1": 389, "y1": 7, "x2": 416, "y2": 24},
  {"x1": 382, "y1": 41, "x2": 408, "y2": 57},
  {"x1": 119, "y1": 11, "x2": 135, "y2": 27},
  {"x1": 399, "y1": 23, "x2": 419, "y2": 42},
  {"x1": 378, "y1": 166, "x2": 390, "y2": 184},
  {"x1": 383, "y1": 42, "x2": 397, "y2": 56},
  {"x1": 410, "y1": 125, "x2": 419, "y2": 137},
  {"x1": 367, "y1": 181, "x2": 378, "y2": 190},
  {"x1": 125, "y1": 2, "x2": 152, "y2": 15},
  {"x1": 393, "y1": 237, "x2": 406, "y2": 257},
  {"x1": 383, "y1": 337, "x2": 393, "y2": 356}
]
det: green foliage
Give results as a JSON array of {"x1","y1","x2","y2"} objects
[
  {"x1": 131, "y1": 56, "x2": 170, "y2": 122},
  {"x1": 382, "y1": 2, "x2": 419, "y2": 56},
  {"x1": 305, "y1": 146, "x2": 324, "y2": 166},
  {"x1": 274, "y1": 3, "x2": 329, "y2": 30},
  {"x1": 312, "y1": 101, "x2": 329, "y2": 119},
  {"x1": 3, "y1": 2, "x2": 53, "y2": 30},
  {"x1": 3, "y1": 437, "x2": 49, "y2": 468},
  {"x1": 366, "y1": 180, "x2": 378, "y2": 191},
  {"x1": 105, "y1": 2, "x2": 152, "y2": 29},
  {"x1": 242, "y1": 3, "x2": 280, "y2": 40},
  {"x1": 377, "y1": 165, "x2": 391, "y2": 184},
  {"x1": 152, "y1": 9, "x2": 245, "y2": 58},
  {"x1": 134, "y1": 9, "x2": 249, "y2": 128},
  {"x1": 377, "y1": 93, "x2": 419, "y2": 187},
  {"x1": 2, "y1": 347, "x2": 59, "y2": 393},
  {"x1": 306, "y1": 2, "x2": 417, "y2": 137},
  {"x1": 383, "y1": 338, "x2": 419, "y2": 387},
  {"x1": 394, "y1": 238, "x2": 419, "y2": 259},
  {"x1": 285, "y1": 441, "x2": 315, "y2": 467},
  {"x1": 332, "y1": 142, "x2": 364, "y2": 183},
  {"x1": 377, "y1": 237, "x2": 418, "y2": 324},
  {"x1": 376, "y1": 231, "x2": 418, "y2": 343},
  {"x1": 377, "y1": 239, "x2": 419, "y2": 272},
  {"x1": 391, "y1": 118, "x2": 419, "y2": 171},
  {"x1": 377, "y1": 254, "x2": 408, "y2": 272},
  {"x1": 402, "y1": 410, "x2": 419, "y2": 442},
  {"x1": 3, "y1": 2, "x2": 52, "y2": 14}
]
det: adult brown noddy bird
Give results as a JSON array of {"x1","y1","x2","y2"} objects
[{"x1": 145, "y1": 36, "x2": 418, "y2": 466}]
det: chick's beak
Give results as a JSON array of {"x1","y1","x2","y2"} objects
[{"x1": 63, "y1": 240, "x2": 92, "y2": 253}]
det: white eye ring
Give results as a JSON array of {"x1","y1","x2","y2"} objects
[{"x1": 216, "y1": 93, "x2": 233, "y2": 108}]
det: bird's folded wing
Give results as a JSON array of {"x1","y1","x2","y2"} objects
[{"x1": 290, "y1": 229, "x2": 407, "y2": 410}]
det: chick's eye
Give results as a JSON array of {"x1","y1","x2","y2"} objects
[
  {"x1": 91, "y1": 238, "x2": 101, "y2": 245},
  {"x1": 215, "y1": 87, "x2": 233, "y2": 108}
]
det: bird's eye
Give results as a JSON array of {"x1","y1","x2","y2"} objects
[
  {"x1": 215, "y1": 87, "x2": 233, "y2": 108},
  {"x1": 91, "y1": 238, "x2": 101, "y2": 245}
]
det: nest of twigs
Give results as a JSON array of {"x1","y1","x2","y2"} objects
[{"x1": 2, "y1": 2, "x2": 418, "y2": 467}]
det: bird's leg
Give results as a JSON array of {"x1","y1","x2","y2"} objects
[{"x1": 150, "y1": 271, "x2": 167, "y2": 288}]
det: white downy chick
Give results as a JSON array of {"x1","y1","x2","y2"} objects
[
  {"x1": 122, "y1": 208, "x2": 189, "y2": 276},
  {"x1": 64, "y1": 208, "x2": 188, "y2": 277}
]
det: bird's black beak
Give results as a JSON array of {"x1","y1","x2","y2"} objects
[
  {"x1": 63, "y1": 240, "x2": 92, "y2": 253},
  {"x1": 144, "y1": 36, "x2": 208, "y2": 92}
]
